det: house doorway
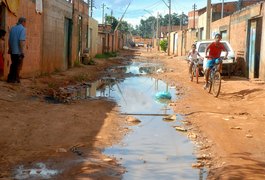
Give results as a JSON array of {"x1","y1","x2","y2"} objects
[
  {"x1": 0, "y1": 4, "x2": 6, "y2": 77},
  {"x1": 247, "y1": 18, "x2": 262, "y2": 79},
  {"x1": 64, "y1": 18, "x2": 72, "y2": 69},
  {"x1": 78, "y1": 16, "x2": 82, "y2": 61}
]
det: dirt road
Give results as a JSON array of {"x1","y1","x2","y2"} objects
[
  {"x1": 0, "y1": 48, "x2": 264, "y2": 179},
  {"x1": 142, "y1": 49, "x2": 265, "y2": 179},
  {"x1": 0, "y1": 53, "x2": 132, "y2": 179}
]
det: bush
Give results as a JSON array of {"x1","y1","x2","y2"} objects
[
  {"x1": 160, "y1": 39, "x2": 168, "y2": 52},
  {"x1": 74, "y1": 60, "x2": 82, "y2": 67},
  {"x1": 95, "y1": 52, "x2": 117, "y2": 59}
]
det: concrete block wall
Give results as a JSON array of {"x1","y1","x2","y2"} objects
[
  {"x1": 169, "y1": 32, "x2": 175, "y2": 55},
  {"x1": 4, "y1": 0, "x2": 42, "y2": 78},
  {"x1": 211, "y1": 16, "x2": 230, "y2": 40},
  {"x1": 200, "y1": 3, "x2": 262, "y2": 77},
  {"x1": 177, "y1": 31, "x2": 185, "y2": 56},
  {"x1": 97, "y1": 33, "x2": 104, "y2": 54},
  {"x1": 259, "y1": 5, "x2": 265, "y2": 80},
  {"x1": 72, "y1": 0, "x2": 89, "y2": 63},
  {"x1": 229, "y1": 9, "x2": 249, "y2": 60},
  {"x1": 89, "y1": 17, "x2": 98, "y2": 57},
  {"x1": 42, "y1": 0, "x2": 72, "y2": 73},
  {"x1": 185, "y1": 29, "x2": 197, "y2": 53}
]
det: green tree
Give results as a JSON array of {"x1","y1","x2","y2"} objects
[
  {"x1": 160, "y1": 39, "x2": 168, "y2": 52},
  {"x1": 139, "y1": 16, "x2": 156, "y2": 38},
  {"x1": 105, "y1": 15, "x2": 118, "y2": 31}
]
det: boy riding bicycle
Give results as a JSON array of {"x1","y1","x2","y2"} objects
[
  {"x1": 204, "y1": 34, "x2": 228, "y2": 89},
  {"x1": 187, "y1": 44, "x2": 203, "y2": 81}
]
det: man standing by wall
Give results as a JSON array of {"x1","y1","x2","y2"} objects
[{"x1": 7, "y1": 17, "x2": 26, "y2": 83}]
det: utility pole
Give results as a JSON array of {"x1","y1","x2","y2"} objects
[
  {"x1": 192, "y1": 3, "x2": 197, "y2": 29},
  {"x1": 157, "y1": 12, "x2": 159, "y2": 51},
  {"x1": 89, "y1": 0, "x2": 95, "y2": 17},
  {"x1": 161, "y1": 0, "x2": 171, "y2": 55},
  {"x1": 168, "y1": 0, "x2": 171, "y2": 56},
  {"x1": 221, "y1": 0, "x2": 224, "y2": 18},
  {"x1": 180, "y1": 12, "x2": 184, "y2": 30},
  {"x1": 114, "y1": 2, "x2": 131, "y2": 51},
  {"x1": 206, "y1": 0, "x2": 211, "y2": 39},
  {"x1": 237, "y1": 0, "x2": 243, "y2": 11},
  {"x1": 114, "y1": 2, "x2": 131, "y2": 31},
  {"x1": 102, "y1": 3, "x2": 106, "y2": 24}
]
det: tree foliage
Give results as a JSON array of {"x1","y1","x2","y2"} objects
[
  {"x1": 104, "y1": 12, "x2": 188, "y2": 39},
  {"x1": 159, "y1": 39, "x2": 168, "y2": 52},
  {"x1": 105, "y1": 15, "x2": 134, "y2": 33},
  {"x1": 133, "y1": 13, "x2": 188, "y2": 38}
]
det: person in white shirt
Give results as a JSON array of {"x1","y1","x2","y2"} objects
[{"x1": 187, "y1": 44, "x2": 203, "y2": 80}]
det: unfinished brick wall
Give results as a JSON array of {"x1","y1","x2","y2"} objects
[
  {"x1": 4, "y1": 0, "x2": 42, "y2": 78},
  {"x1": 72, "y1": 0, "x2": 90, "y2": 64},
  {"x1": 211, "y1": 16, "x2": 230, "y2": 40}
]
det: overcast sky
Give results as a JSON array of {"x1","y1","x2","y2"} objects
[{"x1": 92, "y1": 0, "x2": 237, "y2": 27}]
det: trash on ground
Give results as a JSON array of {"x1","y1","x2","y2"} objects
[
  {"x1": 126, "y1": 116, "x2": 141, "y2": 124},
  {"x1": 163, "y1": 114, "x2": 176, "y2": 121},
  {"x1": 174, "y1": 126, "x2": 188, "y2": 132},
  {"x1": 246, "y1": 134, "x2": 253, "y2": 138},
  {"x1": 192, "y1": 162, "x2": 204, "y2": 168},
  {"x1": 155, "y1": 91, "x2": 172, "y2": 100},
  {"x1": 156, "y1": 68, "x2": 164, "y2": 73},
  {"x1": 187, "y1": 132, "x2": 197, "y2": 139},
  {"x1": 14, "y1": 163, "x2": 58, "y2": 179},
  {"x1": 230, "y1": 126, "x2": 242, "y2": 130},
  {"x1": 103, "y1": 158, "x2": 114, "y2": 162},
  {"x1": 56, "y1": 148, "x2": 67, "y2": 153}
]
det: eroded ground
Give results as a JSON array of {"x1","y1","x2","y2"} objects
[{"x1": 0, "y1": 48, "x2": 265, "y2": 179}]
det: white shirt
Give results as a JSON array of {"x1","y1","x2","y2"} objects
[{"x1": 188, "y1": 50, "x2": 200, "y2": 61}]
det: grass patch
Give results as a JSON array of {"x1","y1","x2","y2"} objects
[
  {"x1": 95, "y1": 52, "x2": 117, "y2": 59},
  {"x1": 73, "y1": 74, "x2": 88, "y2": 82},
  {"x1": 48, "y1": 82, "x2": 57, "y2": 88},
  {"x1": 74, "y1": 60, "x2": 82, "y2": 67}
]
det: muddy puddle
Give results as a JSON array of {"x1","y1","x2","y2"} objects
[
  {"x1": 14, "y1": 62, "x2": 206, "y2": 179},
  {"x1": 101, "y1": 63, "x2": 206, "y2": 179}
]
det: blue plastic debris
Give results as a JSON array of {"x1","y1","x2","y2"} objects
[{"x1": 155, "y1": 91, "x2": 172, "y2": 100}]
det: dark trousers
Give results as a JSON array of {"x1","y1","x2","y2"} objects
[{"x1": 7, "y1": 54, "x2": 23, "y2": 83}]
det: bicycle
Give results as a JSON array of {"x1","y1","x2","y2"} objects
[
  {"x1": 190, "y1": 58, "x2": 203, "y2": 84},
  {"x1": 206, "y1": 58, "x2": 222, "y2": 97}
]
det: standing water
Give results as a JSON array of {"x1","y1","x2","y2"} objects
[
  {"x1": 100, "y1": 62, "x2": 206, "y2": 179},
  {"x1": 13, "y1": 62, "x2": 206, "y2": 179}
]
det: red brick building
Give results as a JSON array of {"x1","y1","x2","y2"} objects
[
  {"x1": 0, "y1": 0, "x2": 42, "y2": 77},
  {"x1": 0, "y1": 0, "x2": 98, "y2": 78},
  {"x1": 188, "y1": 0, "x2": 263, "y2": 29}
]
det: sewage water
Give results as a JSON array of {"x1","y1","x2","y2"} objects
[
  {"x1": 14, "y1": 62, "x2": 206, "y2": 179},
  {"x1": 101, "y1": 62, "x2": 206, "y2": 179}
]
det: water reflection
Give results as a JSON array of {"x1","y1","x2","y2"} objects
[{"x1": 103, "y1": 76, "x2": 206, "y2": 179}]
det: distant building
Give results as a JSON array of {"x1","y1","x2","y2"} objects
[{"x1": 188, "y1": 0, "x2": 263, "y2": 29}]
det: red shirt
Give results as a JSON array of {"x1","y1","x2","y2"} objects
[{"x1": 207, "y1": 42, "x2": 226, "y2": 59}]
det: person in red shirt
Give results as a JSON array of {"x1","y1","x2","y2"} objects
[{"x1": 204, "y1": 33, "x2": 228, "y2": 89}]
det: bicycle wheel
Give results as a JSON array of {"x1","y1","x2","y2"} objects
[
  {"x1": 208, "y1": 80, "x2": 212, "y2": 93},
  {"x1": 191, "y1": 66, "x2": 194, "y2": 82},
  {"x1": 196, "y1": 67, "x2": 199, "y2": 84},
  {"x1": 212, "y1": 71, "x2": 221, "y2": 97}
]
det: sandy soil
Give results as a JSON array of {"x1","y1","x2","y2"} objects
[
  {"x1": 1, "y1": 48, "x2": 265, "y2": 179},
  {"x1": 0, "y1": 52, "x2": 133, "y2": 179}
]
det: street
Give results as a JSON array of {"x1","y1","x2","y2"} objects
[{"x1": 0, "y1": 48, "x2": 265, "y2": 179}]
